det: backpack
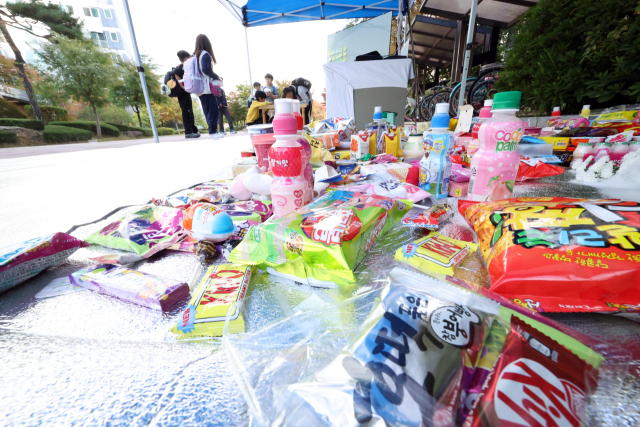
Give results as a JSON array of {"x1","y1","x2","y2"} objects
[
  {"x1": 183, "y1": 56, "x2": 204, "y2": 95},
  {"x1": 163, "y1": 68, "x2": 184, "y2": 98},
  {"x1": 292, "y1": 77, "x2": 312, "y2": 90}
]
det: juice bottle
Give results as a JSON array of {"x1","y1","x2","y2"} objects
[
  {"x1": 594, "y1": 142, "x2": 611, "y2": 162},
  {"x1": 468, "y1": 99, "x2": 493, "y2": 159},
  {"x1": 419, "y1": 103, "x2": 453, "y2": 198},
  {"x1": 272, "y1": 99, "x2": 297, "y2": 136},
  {"x1": 629, "y1": 140, "x2": 640, "y2": 152},
  {"x1": 468, "y1": 91, "x2": 524, "y2": 202},
  {"x1": 270, "y1": 134, "x2": 308, "y2": 217},
  {"x1": 551, "y1": 106, "x2": 561, "y2": 117},
  {"x1": 570, "y1": 142, "x2": 595, "y2": 168},
  {"x1": 292, "y1": 100, "x2": 304, "y2": 131},
  {"x1": 610, "y1": 141, "x2": 630, "y2": 167},
  {"x1": 580, "y1": 104, "x2": 591, "y2": 118}
]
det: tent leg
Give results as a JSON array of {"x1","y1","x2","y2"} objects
[
  {"x1": 245, "y1": 26, "x2": 253, "y2": 94},
  {"x1": 457, "y1": 0, "x2": 479, "y2": 115},
  {"x1": 122, "y1": 0, "x2": 159, "y2": 143}
]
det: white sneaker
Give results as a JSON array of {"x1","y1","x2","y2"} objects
[{"x1": 209, "y1": 133, "x2": 223, "y2": 140}]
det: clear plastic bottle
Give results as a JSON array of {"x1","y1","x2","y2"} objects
[
  {"x1": 468, "y1": 91, "x2": 524, "y2": 202},
  {"x1": 420, "y1": 103, "x2": 453, "y2": 198}
]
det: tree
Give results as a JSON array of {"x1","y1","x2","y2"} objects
[
  {"x1": 78, "y1": 104, "x2": 133, "y2": 125},
  {"x1": 496, "y1": 0, "x2": 640, "y2": 114},
  {"x1": 275, "y1": 79, "x2": 292, "y2": 94},
  {"x1": 112, "y1": 55, "x2": 164, "y2": 127},
  {"x1": 0, "y1": 0, "x2": 82, "y2": 121},
  {"x1": 37, "y1": 36, "x2": 118, "y2": 138},
  {"x1": 233, "y1": 82, "x2": 251, "y2": 102}
]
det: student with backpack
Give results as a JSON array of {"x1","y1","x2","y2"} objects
[
  {"x1": 163, "y1": 50, "x2": 200, "y2": 138},
  {"x1": 216, "y1": 88, "x2": 236, "y2": 135},
  {"x1": 192, "y1": 34, "x2": 222, "y2": 139},
  {"x1": 292, "y1": 78, "x2": 312, "y2": 123}
]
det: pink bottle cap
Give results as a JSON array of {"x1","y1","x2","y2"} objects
[{"x1": 273, "y1": 99, "x2": 298, "y2": 136}]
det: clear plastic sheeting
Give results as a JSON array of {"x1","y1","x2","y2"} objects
[{"x1": 0, "y1": 172, "x2": 639, "y2": 425}]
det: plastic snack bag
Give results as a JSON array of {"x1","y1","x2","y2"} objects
[
  {"x1": 395, "y1": 231, "x2": 478, "y2": 276},
  {"x1": 229, "y1": 191, "x2": 410, "y2": 287},
  {"x1": 402, "y1": 203, "x2": 454, "y2": 230},
  {"x1": 0, "y1": 233, "x2": 89, "y2": 293},
  {"x1": 347, "y1": 180, "x2": 430, "y2": 203},
  {"x1": 303, "y1": 133, "x2": 337, "y2": 167},
  {"x1": 463, "y1": 316, "x2": 598, "y2": 427},
  {"x1": 216, "y1": 200, "x2": 273, "y2": 223},
  {"x1": 360, "y1": 162, "x2": 413, "y2": 182},
  {"x1": 462, "y1": 197, "x2": 640, "y2": 313},
  {"x1": 171, "y1": 264, "x2": 254, "y2": 337},
  {"x1": 281, "y1": 268, "x2": 498, "y2": 427},
  {"x1": 69, "y1": 264, "x2": 189, "y2": 311}
]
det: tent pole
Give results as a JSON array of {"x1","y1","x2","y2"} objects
[
  {"x1": 457, "y1": 0, "x2": 478, "y2": 115},
  {"x1": 396, "y1": 0, "x2": 403, "y2": 54},
  {"x1": 244, "y1": 26, "x2": 253, "y2": 96},
  {"x1": 122, "y1": 0, "x2": 159, "y2": 143}
]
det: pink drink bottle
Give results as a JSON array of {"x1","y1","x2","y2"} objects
[
  {"x1": 610, "y1": 141, "x2": 630, "y2": 167},
  {"x1": 468, "y1": 99, "x2": 493, "y2": 159},
  {"x1": 594, "y1": 142, "x2": 611, "y2": 162},
  {"x1": 468, "y1": 92, "x2": 524, "y2": 202}
]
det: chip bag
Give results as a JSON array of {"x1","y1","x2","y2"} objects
[
  {"x1": 228, "y1": 191, "x2": 410, "y2": 287},
  {"x1": 85, "y1": 205, "x2": 187, "y2": 258},
  {"x1": 346, "y1": 180, "x2": 430, "y2": 203},
  {"x1": 395, "y1": 231, "x2": 478, "y2": 276},
  {"x1": 0, "y1": 233, "x2": 89, "y2": 294},
  {"x1": 463, "y1": 197, "x2": 640, "y2": 313},
  {"x1": 303, "y1": 132, "x2": 337, "y2": 167},
  {"x1": 216, "y1": 200, "x2": 273, "y2": 223},
  {"x1": 463, "y1": 316, "x2": 598, "y2": 427},
  {"x1": 172, "y1": 264, "x2": 254, "y2": 337},
  {"x1": 282, "y1": 268, "x2": 498, "y2": 426}
]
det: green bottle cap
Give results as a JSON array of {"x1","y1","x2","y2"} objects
[{"x1": 492, "y1": 91, "x2": 522, "y2": 110}]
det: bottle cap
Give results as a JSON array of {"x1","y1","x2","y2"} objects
[
  {"x1": 582, "y1": 105, "x2": 590, "y2": 110},
  {"x1": 492, "y1": 91, "x2": 522, "y2": 110},
  {"x1": 435, "y1": 103, "x2": 449, "y2": 115},
  {"x1": 553, "y1": 107, "x2": 561, "y2": 112},
  {"x1": 431, "y1": 103, "x2": 450, "y2": 128},
  {"x1": 274, "y1": 99, "x2": 293, "y2": 115},
  {"x1": 373, "y1": 106, "x2": 383, "y2": 120},
  {"x1": 291, "y1": 99, "x2": 301, "y2": 113},
  {"x1": 484, "y1": 99, "x2": 493, "y2": 107}
]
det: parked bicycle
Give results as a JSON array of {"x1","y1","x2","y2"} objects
[{"x1": 466, "y1": 63, "x2": 504, "y2": 115}]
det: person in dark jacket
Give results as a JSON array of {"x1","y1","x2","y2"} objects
[
  {"x1": 173, "y1": 50, "x2": 200, "y2": 138},
  {"x1": 193, "y1": 34, "x2": 222, "y2": 139},
  {"x1": 216, "y1": 88, "x2": 236, "y2": 135}
]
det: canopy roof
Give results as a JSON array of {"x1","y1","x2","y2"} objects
[
  {"x1": 418, "y1": 0, "x2": 537, "y2": 29},
  {"x1": 219, "y1": 0, "x2": 403, "y2": 27}
]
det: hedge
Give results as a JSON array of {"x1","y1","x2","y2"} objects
[
  {"x1": 0, "y1": 98, "x2": 27, "y2": 119},
  {"x1": 0, "y1": 130, "x2": 18, "y2": 144},
  {"x1": 43, "y1": 125, "x2": 93, "y2": 143},
  {"x1": 106, "y1": 122, "x2": 153, "y2": 137},
  {"x1": 48, "y1": 120, "x2": 120, "y2": 137},
  {"x1": 157, "y1": 127, "x2": 176, "y2": 136},
  {"x1": 0, "y1": 118, "x2": 45, "y2": 131},
  {"x1": 25, "y1": 105, "x2": 68, "y2": 123}
]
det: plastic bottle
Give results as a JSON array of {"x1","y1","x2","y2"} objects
[
  {"x1": 551, "y1": 106, "x2": 561, "y2": 117},
  {"x1": 269, "y1": 134, "x2": 308, "y2": 217},
  {"x1": 292, "y1": 99, "x2": 304, "y2": 131},
  {"x1": 580, "y1": 105, "x2": 591, "y2": 118},
  {"x1": 296, "y1": 135, "x2": 314, "y2": 203},
  {"x1": 373, "y1": 106, "x2": 383, "y2": 122},
  {"x1": 419, "y1": 103, "x2": 453, "y2": 198},
  {"x1": 570, "y1": 142, "x2": 595, "y2": 168},
  {"x1": 610, "y1": 141, "x2": 630, "y2": 166},
  {"x1": 468, "y1": 91, "x2": 524, "y2": 202},
  {"x1": 594, "y1": 142, "x2": 612, "y2": 162},
  {"x1": 468, "y1": 99, "x2": 493, "y2": 159},
  {"x1": 272, "y1": 99, "x2": 297, "y2": 136}
]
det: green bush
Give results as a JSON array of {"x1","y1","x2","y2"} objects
[
  {"x1": 0, "y1": 98, "x2": 27, "y2": 118},
  {"x1": 0, "y1": 130, "x2": 18, "y2": 144},
  {"x1": 25, "y1": 105, "x2": 68, "y2": 123},
  {"x1": 497, "y1": 0, "x2": 640, "y2": 114},
  {"x1": 43, "y1": 125, "x2": 93, "y2": 143},
  {"x1": 157, "y1": 127, "x2": 176, "y2": 136},
  {"x1": 0, "y1": 118, "x2": 45, "y2": 130},
  {"x1": 105, "y1": 122, "x2": 153, "y2": 136},
  {"x1": 48, "y1": 120, "x2": 121, "y2": 137}
]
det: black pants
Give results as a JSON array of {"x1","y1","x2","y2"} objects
[
  {"x1": 247, "y1": 117, "x2": 264, "y2": 126},
  {"x1": 218, "y1": 106, "x2": 234, "y2": 132},
  {"x1": 177, "y1": 92, "x2": 197, "y2": 134}
]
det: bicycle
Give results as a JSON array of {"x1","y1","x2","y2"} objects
[
  {"x1": 418, "y1": 80, "x2": 451, "y2": 121},
  {"x1": 448, "y1": 77, "x2": 478, "y2": 117},
  {"x1": 467, "y1": 63, "x2": 504, "y2": 115}
]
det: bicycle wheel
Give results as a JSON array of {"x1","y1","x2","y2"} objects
[
  {"x1": 468, "y1": 79, "x2": 498, "y2": 115},
  {"x1": 418, "y1": 93, "x2": 435, "y2": 121},
  {"x1": 427, "y1": 90, "x2": 451, "y2": 118},
  {"x1": 449, "y1": 78, "x2": 476, "y2": 117},
  {"x1": 467, "y1": 64, "x2": 504, "y2": 105}
]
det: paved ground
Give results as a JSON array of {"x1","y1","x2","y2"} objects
[{"x1": 0, "y1": 132, "x2": 253, "y2": 247}]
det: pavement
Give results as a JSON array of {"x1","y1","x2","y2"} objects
[{"x1": 0, "y1": 132, "x2": 253, "y2": 247}]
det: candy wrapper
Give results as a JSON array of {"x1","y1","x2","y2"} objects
[
  {"x1": 401, "y1": 203, "x2": 454, "y2": 230},
  {"x1": 360, "y1": 162, "x2": 413, "y2": 182},
  {"x1": 171, "y1": 264, "x2": 254, "y2": 337},
  {"x1": 279, "y1": 268, "x2": 498, "y2": 426},
  {"x1": 69, "y1": 264, "x2": 189, "y2": 311},
  {"x1": 216, "y1": 200, "x2": 273, "y2": 223},
  {"x1": 228, "y1": 191, "x2": 409, "y2": 287},
  {"x1": 451, "y1": 163, "x2": 471, "y2": 183},
  {"x1": 462, "y1": 197, "x2": 640, "y2": 313},
  {"x1": 0, "y1": 233, "x2": 89, "y2": 293},
  {"x1": 85, "y1": 205, "x2": 187, "y2": 258},
  {"x1": 395, "y1": 231, "x2": 478, "y2": 276},
  {"x1": 463, "y1": 316, "x2": 598, "y2": 427},
  {"x1": 346, "y1": 180, "x2": 430, "y2": 203},
  {"x1": 516, "y1": 158, "x2": 564, "y2": 182},
  {"x1": 151, "y1": 187, "x2": 230, "y2": 209}
]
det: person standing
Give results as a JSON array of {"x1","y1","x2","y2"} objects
[
  {"x1": 292, "y1": 78, "x2": 313, "y2": 124},
  {"x1": 264, "y1": 73, "x2": 280, "y2": 103},
  {"x1": 217, "y1": 87, "x2": 236, "y2": 135},
  {"x1": 171, "y1": 50, "x2": 200, "y2": 138},
  {"x1": 194, "y1": 34, "x2": 222, "y2": 140}
]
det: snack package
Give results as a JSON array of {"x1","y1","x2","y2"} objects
[
  {"x1": 282, "y1": 268, "x2": 498, "y2": 427},
  {"x1": 360, "y1": 162, "x2": 413, "y2": 182},
  {"x1": 171, "y1": 264, "x2": 254, "y2": 337},
  {"x1": 228, "y1": 191, "x2": 410, "y2": 287},
  {"x1": 547, "y1": 117, "x2": 591, "y2": 129},
  {"x1": 464, "y1": 316, "x2": 598, "y2": 427},
  {"x1": 451, "y1": 163, "x2": 471, "y2": 182},
  {"x1": 516, "y1": 158, "x2": 565, "y2": 181},
  {"x1": 151, "y1": 186, "x2": 230, "y2": 209},
  {"x1": 69, "y1": 264, "x2": 189, "y2": 311},
  {"x1": 346, "y1": 180, "x2": 430, "y2": 203},
  {"x1": 463, "y1": 197, "x2": 640, "y2": 313},
  {"x1": 216, "y1": 200, "x2": 273, "y2": 223},
  {"x1": 401, "y1": 203, "x2": 454, "y2": 230},
  {"x1": 449, "y1": 181, "x2": 470, "y2": 198},
  {"x1": 318, "y1": 130, "x2": 348, "y2": 149},
  {"x1": 304, "y1": 120, "x2": 332, "y2": 135},
  {"x1": 0, "y1": 233, "x2": 89, "y2": 294},
  {"x1": 303, "y1": 133, "x2": 337, "y2": 167},
  {"x1": 395, "y1": 231, "x2": 478, "y2": 276},
  {"x1": 383, "y1": 129, "x2": 402, "y2": 158},
  {"x1": 333, "y1": 117, "x2": 356, "y2": 140}
]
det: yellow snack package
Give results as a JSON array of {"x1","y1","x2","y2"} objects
[
  {"x1": 383, "y1": 129, "x2": 402, "y2": 157},
  {"x1": 171, "y1": 264, "x2": 254, "y2": 337},
  {"x1": 303, "y1": 133, "x2": 335, "y2": 165},
  {"x1": 394, "y1": 231, "x2": 478, "y2": 276}
]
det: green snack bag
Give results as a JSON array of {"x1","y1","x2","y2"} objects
[
  {"x1": 86, "y1": 205, "x2": 187, "y2": 258},
  {"x1": 229, "y1": 190, "x2": 410, "y2": 287}
]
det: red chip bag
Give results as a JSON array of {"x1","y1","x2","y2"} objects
[
  {"x1": 464, "y1": 198, "x2": 640, "y2": 313},
  {"x1": 516, "y1": 161, "x2": 565, "y2": 182},
  {"x1": 464, "y1": 316, "x2": 598, "y2": 427}
]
